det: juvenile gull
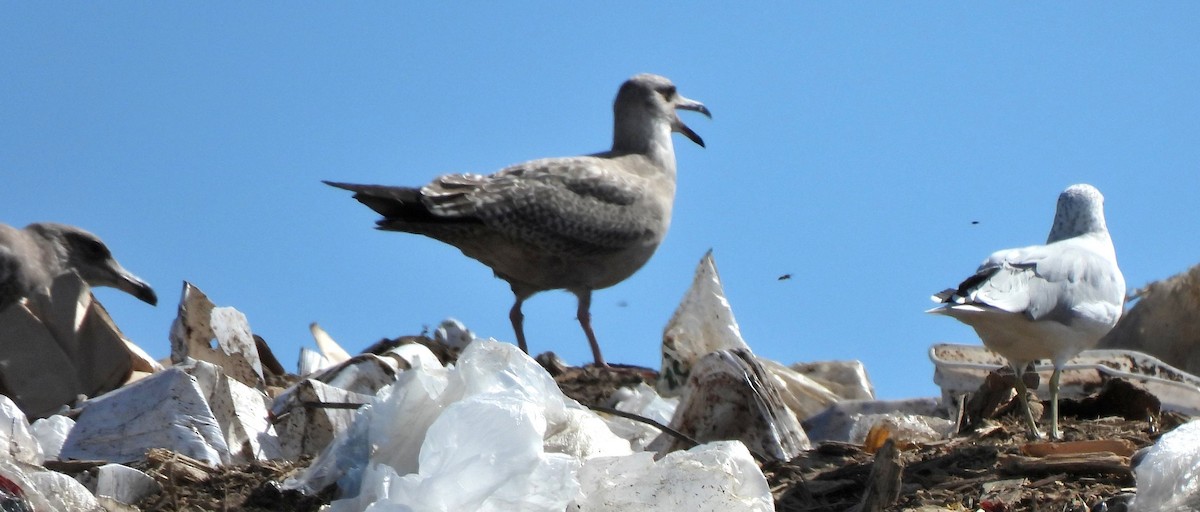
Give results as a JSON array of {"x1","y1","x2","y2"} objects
[
  {"x1": 927, "y1": 184, "x2": 1125, "y2": 439},
  {"x1": 0, "y1": 222, "x2": 158, "y2": 312},
  {"x1": 326, "y1": 74, "x2": 710, "y2": 366}
]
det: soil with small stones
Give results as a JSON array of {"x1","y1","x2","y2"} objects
[{"x1": 113, "y1": 338, "x2": 1183, "y2": 512}]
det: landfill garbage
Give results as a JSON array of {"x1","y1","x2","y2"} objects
[
  {"x1": 169, "y1": 282, "x2": 266, "y2": 390},
  {"x1": 572, "y1": 441, "x2": 773, "y2": 511},
  {"x1": 658, "y1": 251, "x2": 753, "y2": 397},
  {"x1": 284, "y1": 340, "x2": 774, "y2": 512},
  {"x1": 77, "y1": 463, "x2": 162, "y2": 508},
  {"x1": 802, "y1": 397, "x2": 943, "y2": 443},
  {"x1": 61, "y1": 367, "x2": 231, "y2": 466},
  {"x1": 609, "y1": 383, "x2": 679, "y2": 451},
  {"x1": 931, "y1": 343, "x2": 1200, "y2": 415},
  {"x1": 29, "y1": 415, "x2": 73, "y2": 461},
  {"x1": 790, "y1": 360, "x2": 875, "y2": 401},
  {"x1": 1131, "y1": 419, "x2": 1200, "y2": 511},
  {"x1": 653, "y1": 348, "x2": 810, "y2": 461},
  {"x1": 0, "y1": 396, "x2": 43, "y2": 466},
  {"x1": 1100, "y1": 263, "x2": 1200, "y2": 377}
]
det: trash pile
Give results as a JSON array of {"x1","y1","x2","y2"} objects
[{"x1": 3, "y1": 254, "x2": 1200, "y2": 511}]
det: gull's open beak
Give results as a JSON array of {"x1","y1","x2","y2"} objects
[{"x1": 672, "y1": 96, "x2": 711, "y2": 148}]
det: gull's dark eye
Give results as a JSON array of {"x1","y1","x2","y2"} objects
[
  {"x1": 71, "y1": 234, "x2": 110, "y2": 260},
  {"x1": 659, "y1": 85, "x2": 677, "y2": 99}
]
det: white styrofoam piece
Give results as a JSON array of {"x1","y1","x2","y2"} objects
[
  {"x1": 384, "y1": 343, "x2": 442, "y2": 371},
  {"x1": 790, "y1": 360, "x2": 876, "y2": 401},
  {"x1": 61, "y1": 367, "x2": 230, "y2": 466}
]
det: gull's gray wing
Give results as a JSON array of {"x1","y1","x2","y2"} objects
[
  {"x1": 961, "y1": 238, "x2": 1124, "y2": 325},
  {"x1": 419, "y1": 156, "x2": 661, "y2": 256}
]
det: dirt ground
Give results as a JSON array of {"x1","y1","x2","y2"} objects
[{"x1": 113, "y1": 340, "x2": 1181, "y2": 511}]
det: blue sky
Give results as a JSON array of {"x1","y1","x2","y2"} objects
[{"x1": 3, "y1": 4, "x2": 1198, "y2": 400}]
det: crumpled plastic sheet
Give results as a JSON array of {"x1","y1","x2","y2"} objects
[
  {"x1": 0, "y1": 395, "x2": 43, "y2": 465},
  {"x1": 287, "y1": 340, "x2": 773, "y2": 512},
  {"x1": 1133, "y1": 419, "x2": 1200, "y2": 511},
  {"x1": 571, "y1": 441, "x2": 773, "y2": 511}
]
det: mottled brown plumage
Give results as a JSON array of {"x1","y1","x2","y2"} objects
[{"x1": 327, "y1": 74, "x2": 710, "y2": 365}]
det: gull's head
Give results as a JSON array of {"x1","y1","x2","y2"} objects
[
  {"x1": 613, "y1": 73, "x2": 711, "y2": 149},
  {"x1": 1047, "y1": 184, "x2": 1108, "y2": 243},
  {"x1": 28, "y1": 223, "x2": 158, "y2": 306}
]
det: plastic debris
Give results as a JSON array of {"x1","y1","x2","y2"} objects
[
  {"x1": 790, "y1": 360, "x2": 875, "y2": 401},
  {"x1": 847, "y1": 413, "x2": 954, "y2": 446},
  {"x1": 26, "y1": 468, "x2": 103, "y2": 511},
  {"x1": 310, "y1": 322, "x2": 352, "y2": 366},
  {"x1": 29, "y1": 415, "x2": 73, "y2": 461},
  {"x1": 659, "y1": 251, "x2": 753, "y2": 397},
  {"x1": 272, "y1": 379, "x2": 372, "y2": 460},
  {"x1": 434, "y1": 318, "x2": 477, "y2": 350},
  {"x1": 169, "y1": 282, "x2": 266, "y2": 390},
  {"x1": 655, "y1": 349, "x2": 810, "y2": 461},
  {"x1": 758, "y1": 358, "x2": 842, "y2": 421},
  {"x1": 931, "y1": 343, "x2": 1200, "y2": 416},
  {"x1": 61, "y1": 367, "x2": 230, "y2": 466},
  {"x1": 609, "y1": 383, "x2": 679, "y2": 451},
  {"x1": 803, "y1": 398, "x2": 943, "y2": 443},
  {"x1": 0, "y1": 273, "x2": 150, "y2": 419},
  {"x1": 1099, "y1": 263, "x2": 1200, "y2": 377},
  {"x1": 572, "y1": 441, "x2": 773, "y2": 511},
  {"x1": 0, "y1": 396, "x2": 42, "y2": 466},
  {"x1": 78, "y1": 463, "x2": 162, "y2": 507},
  {"x1": 1132, "y1": 419, "x2": 1200, "y2": 511}
]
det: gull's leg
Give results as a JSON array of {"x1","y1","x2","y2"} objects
[
  {"x1": 1049, "y1": 367, "x2": 1062, "y2": 440},
  {"x1": 573, "y1": 289, "x2": 607, "y2": 367},
  {"x1": 509, "y1": 293, "x2": 530, "y2": 354},
  {"x1": 1011, "y1": 363, "x2": 1044, "y2": 439}
]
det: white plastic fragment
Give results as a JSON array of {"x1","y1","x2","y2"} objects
[
  {"x1": 314, "y1": 354, "x2": 399, "y2": 396},
  {"x1": 434, "y1": 318, "x2": 476, "y2": 350},
  {"x1": 382, "y1": 342, "x2": 442, "y2": 371},
  {"x1": 310, "y1": 322, "x2": 352, "y2": 366},
  {"x1": 272, "y1": 379, "x2": 372, "y2": 460},
  {"x1": 27, "y1": 468, "x2": 104, "y2": 511},
  {"x1": 544, "y1": 406, "x2": 632, "y2": 460},
  {"x1": 61, "y1": 367, "x2": 230, "y2": 466},
  {"x1": 847, "y1": 414, "x2": 954, "y2": 445},
  {"x1": 609, "y1": 383, "x2": 679, "y2": 451},
  {"x1": 30, "y1": 415, "x2": 74, "y2": 461},
  {"x1": 758, "y1": 358, "x2": 842, "y2": 421},
  {"x1": 655, "y1": 349, "x2": 810, "y2": 461},
  {"x1": 1132, "y1": 419, "x2": 1200, "y2": 511},
  {"x1": 0, "y1": 395, "x2": 43, "y2": 465},
  {"x1": 324, "y1": 341, "x2": 582, "y2": 512},
  {"x1": 659, "y1": 251, "x2": 753, "y2": 397},
  {"x1": 169, "y1": 282, "x2": 265, "y2": 389},
  {"x1": 802, "y1": 398, "x2": 943, "y2": 443},
  {"x1": 205, "y1": 371, "x2": 284, "y2": 463},
  {"x1": 790, "y1": 360, "x2": 876, "y2": 401},
  {"x1": 0, "y1": 459, "x2": 53, "y2": 511},
  {"x1": 86, "y1": 463, "x2": 162, "y2": 507},
  {"x1": 299, "y1": 347, "x2": 331, "y2": 376},
  {"x1": 571, "y1": 440, "x2": 773, "y2": 512}
]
